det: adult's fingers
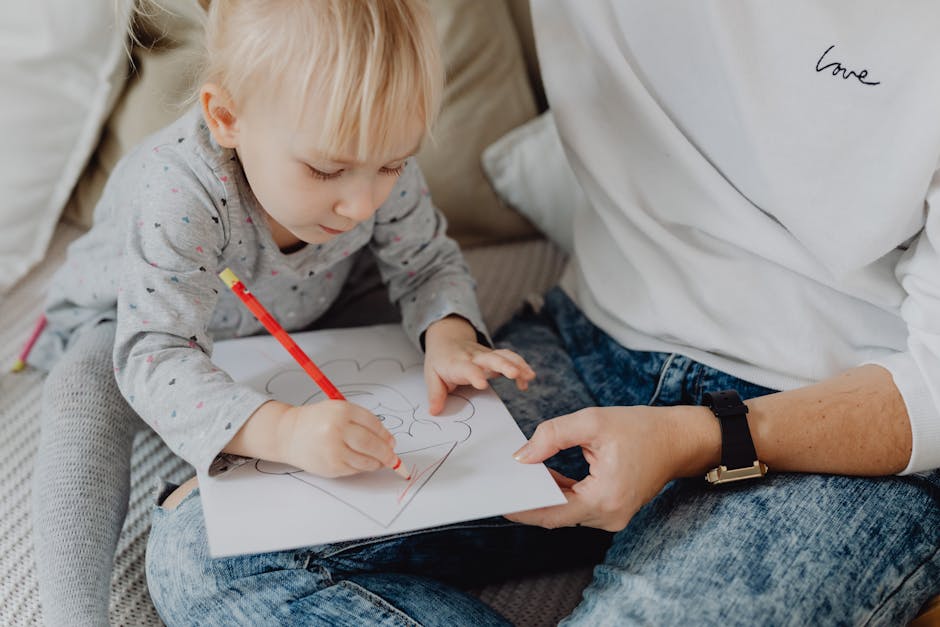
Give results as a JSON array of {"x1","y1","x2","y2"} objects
[
  {"x1": 547, "y1": 467, "x2": 578, "y2": 489},
  {"x1": 513, "y1": 412, "x2": 599, "y2": 464},
  {"x1": 505, "y1": 486, "x2": 595, "y2": 529}
]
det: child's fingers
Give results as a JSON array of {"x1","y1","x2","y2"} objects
[
  {"x1": 342, "y1": 449, "x2": 385, "y2": 473},
  {"x1": 345, "y1": 423, "x2": 397, "y2": 467},
  {"x1": 453, "y1": 361, "x2": 490, "y2": 390},
  {"x1": 471, "y1": 351, "x2": 533, "y2": 387},
  {"x1": 486, "y1": 349, "x2": 536, "y2": 389},
  {"x1": 434, "y1": 362, "x2": 488, "y2": 392},
  {"x1": 489, "y1": 349, "x2": 536, "y2": 380},
  {"x1": 472, "y1": 350, "x2": 531, "y2": 379},
  {"x1": 472, "y1": 351, "x2": 519, "y2": 378},
  {"x1": 425, "y1": 371, "x2": 449, "y2": 415},
  {"x1": 344, "y1": 404, "x2": 397, "y2": 445}
]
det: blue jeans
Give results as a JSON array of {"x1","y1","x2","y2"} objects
[{"x1": 147, "y1": 288, "x2": 940, "y2": 625}]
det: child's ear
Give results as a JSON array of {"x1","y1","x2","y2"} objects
[{"x1": 200, "y1": 83, "x2": 240, "y2": 148}]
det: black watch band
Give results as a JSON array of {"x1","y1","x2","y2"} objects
[{"x1": 703, "y1": 390, "x2": 768, "y2": 484}]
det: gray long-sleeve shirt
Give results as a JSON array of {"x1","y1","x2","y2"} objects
[{"x1": 36, "y1": 106, "x2": 486, "y2": 475}]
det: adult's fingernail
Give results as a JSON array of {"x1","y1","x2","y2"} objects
[{"x1": 513, "y1": 444, "x2": 530, "y2": 462}]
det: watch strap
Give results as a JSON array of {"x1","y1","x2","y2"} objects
[{"x1": 703, "y1": 390, "x2": 759, "y2": 470}]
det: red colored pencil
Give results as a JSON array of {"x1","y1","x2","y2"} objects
[
  {"x1": 219, "y1": 268, "x2": 410, "y2": 480},
  {"x1": 11, "y1": 314, "x2": 47, "y2": 372}
]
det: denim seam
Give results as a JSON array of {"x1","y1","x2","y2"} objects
[
  {"x1": 862, "y1": 539, "x2": 940, "y2": 626},
  {"x1": 336, "y1": 579, "x2": 423, "y2": 627},
  {"x1": 314, "y1": 564, "x2": 334, "y2": 586},
  {"x1": 317, "y1": 522, "x2": 518, "y2": 559},
  {"x1": 648, "y1": 353, "x2": 676, "y2": 406},
  {"x1": 693, "y1": 365, "x2": 706, "y2": 403}
]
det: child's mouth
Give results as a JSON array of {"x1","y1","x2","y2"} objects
[{"x1": 319, "y1": 225, "x2": 346, "y2": 235}]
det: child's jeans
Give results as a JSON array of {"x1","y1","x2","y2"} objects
[{"x1": 146, "y1": 287, "x2": 940, "y2": 626}]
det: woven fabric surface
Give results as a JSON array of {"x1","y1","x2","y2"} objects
[{"x1": 0, "y1": 226, "x2": 586, "y2": 626}]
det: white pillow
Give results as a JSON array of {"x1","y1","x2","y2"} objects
[
  {"x1": 0, "y1": 1, "x2": 132, "y2": 296},
  {"x1": 481, "y1": 111, "x2": 588, "y2": 254}
]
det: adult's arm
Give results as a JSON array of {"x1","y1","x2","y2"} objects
[{"x1": 508, "y1": 364, "x2": 910, "y2": 531}]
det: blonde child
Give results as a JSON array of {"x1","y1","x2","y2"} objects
[{"x1": 30, "y1": 1, "x2": 535, "y2": 624}]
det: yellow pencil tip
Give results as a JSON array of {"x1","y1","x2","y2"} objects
[{"x1": 11, "y1": 359, "x2": 26, "y2": 373}]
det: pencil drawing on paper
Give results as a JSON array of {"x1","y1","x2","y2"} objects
[{"x1": 247, "y1": 357, "x2": 476, "y2": 527}]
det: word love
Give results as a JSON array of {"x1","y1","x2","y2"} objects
[{"x1": 815, "y1": 44, "x2": 880, "y2": 86}]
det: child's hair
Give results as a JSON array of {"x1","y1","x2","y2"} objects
[{"x1": 203, "y1": 0, "x2": 443, "y2": 159}]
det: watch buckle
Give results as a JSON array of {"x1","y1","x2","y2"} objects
[{"x1": 705, "y1": 461, "x2": 768, "y2": 485}]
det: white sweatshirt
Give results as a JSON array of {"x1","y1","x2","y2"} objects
[{"x1": 531, "y1": 1, "x2": 940, "y2": 473}]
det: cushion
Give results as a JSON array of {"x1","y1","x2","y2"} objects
[
  {"x1": 0, "y1": 0, "x2": 132, "y2": 296},
  {"x1": 63, "y1": 0, "x2": 207, "y2": 229},
  {"x1": 418, "y1": 0, "x2": 539, "y2": 246},
  {"x1": 482, "y1": 111, "x2": 587, "y2": 254},
  {"x1": 66, "y1": 0, "x2": 541, "y2": 249}
]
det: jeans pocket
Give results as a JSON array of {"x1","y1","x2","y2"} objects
[{"x1": 154, "y1": 482, "x2": 200, "y2": 515}]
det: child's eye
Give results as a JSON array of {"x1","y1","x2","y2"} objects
[
  {"x1": 308, "y1": 166, "x2": 343, "y2": 181},
  {"x1": 380, "y1": 165, "x2": 404, "y2": 177}
]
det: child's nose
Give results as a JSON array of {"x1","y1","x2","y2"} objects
[{"x1": 334, "y1": 185, "x2": 376, "y2": 223}]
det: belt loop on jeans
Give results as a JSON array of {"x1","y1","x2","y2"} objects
[{"x1": 647, "y1": 353, "x2": 677, "y2": 406}]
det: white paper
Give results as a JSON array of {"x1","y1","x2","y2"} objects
[{"x1": 199, "y1": 324, "x2": 566, "y2": 557}]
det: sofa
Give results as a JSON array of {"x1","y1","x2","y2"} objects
[{"x1": 1, "y1": 1, "x2": 937, "y2": 625}]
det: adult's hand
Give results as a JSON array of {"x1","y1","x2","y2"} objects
[
  {"x1": 507, "y1": 366, "x2": 914, "y2": 532},
  {"x1": 506, "y1": 405, "x2": 719, "y2": 532}
]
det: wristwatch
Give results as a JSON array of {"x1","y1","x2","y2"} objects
[{"x1": 703, "y1": 389, "x2": 768, "y2": 484}]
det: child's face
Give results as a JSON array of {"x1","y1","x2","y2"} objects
[{"x1": 231, "y1": 96, "x2": 424, "y2": 245}]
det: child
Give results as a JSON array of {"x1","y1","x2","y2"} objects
[{"x1": 29, "y1": 1, "x2": 535, "y2": 625}]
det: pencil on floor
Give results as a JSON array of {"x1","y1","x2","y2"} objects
[{"x1": 11, "y1": 314, "x2": 47, "y2": 373}]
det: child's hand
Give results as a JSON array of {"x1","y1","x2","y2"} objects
[
  {"x1": 280, "y1": 400, "x2": 398, "y2": 478},
  {"x1": 423, "y1": 316, "x2": 536, "y2": 415}
]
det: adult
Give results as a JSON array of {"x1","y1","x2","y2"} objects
[{"x1": 497, "y1": 1, "x2": 940, "y2": 623}]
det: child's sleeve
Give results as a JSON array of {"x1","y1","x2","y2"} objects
[
  {"x1": 369, "y1": 160, "x2": 489, "y2": 350},
  {"x1": 112, "y1": 155, "x2": 271, "y2": 475}
]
